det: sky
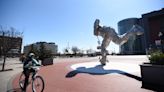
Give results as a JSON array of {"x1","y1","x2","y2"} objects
[{"x1": 0, "y1": 0, "x2": 163, "y2": 53}]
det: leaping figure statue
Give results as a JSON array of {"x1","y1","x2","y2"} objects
[{"x1": 94, "y1": 19, "x2": 144, "y2": 65}]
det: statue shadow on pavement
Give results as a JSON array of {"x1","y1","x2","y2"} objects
[{"x1": 66, "y1": 65, "x2": 141, "y2": 81}]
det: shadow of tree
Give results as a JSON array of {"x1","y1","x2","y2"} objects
[
  {"x1": 0, "y1": 69, "x2": 13, "y2": 72},
  {"x1": 66, "y1": 65, "x2": 141, "y2": 81}
]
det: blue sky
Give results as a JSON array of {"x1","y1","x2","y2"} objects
[{"x1": 0, "y1": 0, "x2": 163, "y2": 53}]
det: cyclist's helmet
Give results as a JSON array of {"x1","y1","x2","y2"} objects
[{"x1": 29, "y1": 53, "x2": 35, "y2": 57}]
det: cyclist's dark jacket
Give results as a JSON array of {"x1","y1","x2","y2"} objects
[{"x1": 23, "y1": 57, "x2": 40, "y2": 69}]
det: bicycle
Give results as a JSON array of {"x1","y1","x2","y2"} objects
[{"x1": 19, "y1": 66, "x2": 45, "y2": 92}]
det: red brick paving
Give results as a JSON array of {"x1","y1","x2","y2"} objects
[{"x1": 12, "y1": 60, "x2": 152, "y2": 92}]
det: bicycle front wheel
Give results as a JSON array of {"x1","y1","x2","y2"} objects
[
  {"x1": 32, "y1": 76, "x2": 45, "y2": 92},
  {"x1": 19, "y1": 72, "x2": 25, "y2": 89}
]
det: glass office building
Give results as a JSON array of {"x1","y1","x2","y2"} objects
[{"x1": 118, "y1": 18, "x2": 145, "y2": 54}]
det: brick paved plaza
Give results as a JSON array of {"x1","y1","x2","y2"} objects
[{"x1": 1, "y1": 55, "x2": 154, "y2": 92}]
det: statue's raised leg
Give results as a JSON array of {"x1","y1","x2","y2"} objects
[{"x1": 111, "y1": 25, "x2": 144, "y2": 45}]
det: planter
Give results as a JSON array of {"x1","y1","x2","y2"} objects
[
  {"x1": 140, "y1": 64, "x2": 164, "y2": 91},
  {"x1": 41, "y1": 58, "x2": 53, "y2": 66}
]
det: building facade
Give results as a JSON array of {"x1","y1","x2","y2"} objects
[
  {"x1": 118, "y1": 18, "x2": 145, "y2": 54},
  {"x1": 118, "y1": 8, "x2": 164, "y2": 54},
  {"x1": 0, "y1": 36, "x2": 22, "y2": 57},
  {"x1": 141, "y1": 8, "x2": 164, "y2": 52},
  {"x1": 24, "y1": 42, "x2": 58, "y2": 55}
]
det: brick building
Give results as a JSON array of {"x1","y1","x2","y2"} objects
[
  {"x1": 142, "y1": 8, "x2": 164, "y2": 52},
  {"x1": 0, "y1": 36, "x2": 22, "y2": 57}
]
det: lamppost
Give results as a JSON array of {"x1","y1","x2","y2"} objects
[{"x1": 158, "y1": 32, "x2": 164, "y2": 52}]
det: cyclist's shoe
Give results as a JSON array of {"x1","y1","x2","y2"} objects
[
  {"x1": 27, "y1": 81, "x2": 30, "y2": 85},
  {"x1": 22, "y1": 89, "x2": 26, "y2": 92}
]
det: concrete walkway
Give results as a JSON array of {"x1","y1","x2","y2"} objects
[
  {"x1": 11, "y1": 55, "x2": 154, "y2": 92},
  {"x1": 0, "y1": 58, "x2": 23, "y2": 92}
]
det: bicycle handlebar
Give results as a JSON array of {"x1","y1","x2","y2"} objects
[{"x1": 28, "y1": 65, "x2": 41, "y2": 70}]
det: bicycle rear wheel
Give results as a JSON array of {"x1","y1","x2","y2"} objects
[
  {"x1": 19, "y1": 72, "x2": 25, "y2": 89},
  {"x1": 32, "y1": 76, "x2": 45, "y2": 92}
]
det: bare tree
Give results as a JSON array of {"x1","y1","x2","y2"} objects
[
  {"x1": 71, "y1": 46, "x2": 80, "y2": 55},
  {"x1": 0, "y1": 26, "x2": 22, "y2": 71},
  {"x1": 63, "y1": 48, "x2": 69, "y2": 54}
]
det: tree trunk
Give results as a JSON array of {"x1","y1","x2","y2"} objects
[{"x1": 2, "y1": 55, "x2": 6, "y2": 71}]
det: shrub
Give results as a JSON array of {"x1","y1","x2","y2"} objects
[{"x1": 149, "y1": 50, "x2": 164, "y2": 65}]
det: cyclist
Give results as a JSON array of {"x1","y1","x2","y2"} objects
[{"x1": 22, "y1": 53, "x2": 41, "y2": 92}]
